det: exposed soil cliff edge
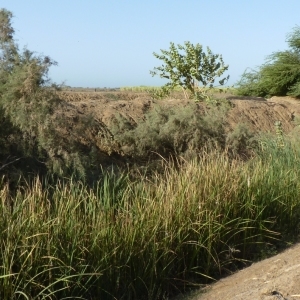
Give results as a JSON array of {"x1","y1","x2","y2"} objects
[{"x1": 62, "y1": 92, "x2": 300, "y2": 136}]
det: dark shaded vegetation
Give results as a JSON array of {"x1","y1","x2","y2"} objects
[
  {"x1": 236, "y1": 26, "x2": 300, "y2": 98},
  {"x1": 0, "y1": 9, "x2": 120, "y2": 183}
]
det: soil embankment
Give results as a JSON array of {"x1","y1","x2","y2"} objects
[{"x1": 61, "y1": 92, "x2": 300, "y2": 135}]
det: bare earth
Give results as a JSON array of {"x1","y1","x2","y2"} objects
[
  {"x1": 61, "y1": 91, "x2": 300, "y2": 135},
  {"x1": 191, "y1": 243, "x2": 300, "y2": 300},
  {"x1": 61, "y1": 91, "x2": 300, "y2": 300}
]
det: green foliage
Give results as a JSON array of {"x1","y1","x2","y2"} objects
[
  {"x1": 111, "y1": 100, "x2": 258, "y2": 160},
  {"x1": 1, "y1": 140, "x2": 300, "y2": 298},
  {"x1": 226, "y1": 123, "x2": 257, "y2": 157},
  {"x1": 236, "y1": 26, "x2": 300, "y2": 97},
  {"x1": 0, "y1": 9, "x2": 116, "y2": 180},
  {"x1": 146, "y1": 85, "x2": 171, "y2": 99},
  {"x1": 111, "y1": 102, "x2": 231, "y2": 159},
  {"x1": 150, "y1": 41, "x2": 229, "y2": 100},
  {"x1": 234, "y1": 69, "x2": 267, "y2": 97}
]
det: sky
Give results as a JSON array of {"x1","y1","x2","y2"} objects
[{"x1": 1, "y1": 0, "x2": 300, "y2": 88}]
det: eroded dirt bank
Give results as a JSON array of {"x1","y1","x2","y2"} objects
[{"x1": 61, "y1": 92, "x2": 300, "y2": 135}]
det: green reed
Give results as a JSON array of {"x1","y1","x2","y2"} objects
[{"x1": 1, "y1": 142, "x2": 300, "y2": 299}]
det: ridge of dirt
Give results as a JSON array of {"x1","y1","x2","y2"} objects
[
  {"x1": 60, "y1": 92, "x2": 300, "y2": 136},
  {"x1": 226, "y1": 96, "x2": 300, "y2": 133}
]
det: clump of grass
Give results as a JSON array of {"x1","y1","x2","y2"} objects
[{"x1": 1, "y1": 140, "x2": 300, "y2": 299}]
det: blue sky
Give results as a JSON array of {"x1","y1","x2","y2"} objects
[{"x1": 1, "y1": 0, "x2": 300, "y2": 88}]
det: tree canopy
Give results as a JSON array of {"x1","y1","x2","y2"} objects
[
  {"x1": 236, "y1": 26, "x2": 300, "y2": 98},
  {"x1": 150, "y1": 41, "x2": 229, "y2": 100}
]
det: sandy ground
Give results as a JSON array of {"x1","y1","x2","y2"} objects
[{"x1": 188, "y1": 243, "x2": 300, "y2": 300}]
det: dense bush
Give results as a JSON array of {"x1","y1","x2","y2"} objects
[
  {"x1": 0, "y1": 9, "x2": 116, "y2": 180},
  {"x1": 226, "y1": 123, "x2": 257, "y2": 157},
  {"x1": 236, "y1": 26, "x2": 300, "y2": 98},
  {"x1": 111, "y1": 102, "x2": 230, "y2": 159},
  {"x1": 111, "y1": 100, "x2": 256, "y2": 161}
]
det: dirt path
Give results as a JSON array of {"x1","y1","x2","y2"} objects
[{"x1": 187, "y1": 243, "x2": 300, "y2": 300}]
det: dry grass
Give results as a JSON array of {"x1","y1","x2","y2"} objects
[{"x1": 58, "y1": 91, "x2": 146, "y2": 102}]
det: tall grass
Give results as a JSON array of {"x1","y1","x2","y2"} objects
[{"x1": 1, "y1": 140, "x2": 300, "y2": 299}]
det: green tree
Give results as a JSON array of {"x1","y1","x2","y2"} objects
[
  {"x1": 150, "y1": 41, "x2": 229, "y2": 100},
  {"x1": 236, "y1": 26, "x2": 300, "y2": 97}
]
